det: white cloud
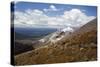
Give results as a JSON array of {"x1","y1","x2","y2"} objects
[
  {"x1": 14, "y1": 9, "x2": 48, "y2": 25},
  {"x1": 43, "y1": 5, "x2": 60, "y2": 12},
  {"x1": 50, "y1": 5, "x2": 57, "y2": 11},
  {"x1": 62, "y1": 9, "x2": 95, "y2": 27},
  {"x1": 14, "y1": 8, "x2": 95, "y2": 28}
]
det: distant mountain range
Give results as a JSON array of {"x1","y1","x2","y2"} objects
[
  {"x1": 15, "y1": 32, "x2": 32, "y2": 39},
  {"x1": 15, "y1": 18, "x2": 97, "y2": 65},
  {"x1": 14, "y1": 28, "x2": 57, "y2": 40}
]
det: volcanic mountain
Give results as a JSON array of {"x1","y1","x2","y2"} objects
[{"x1": 14, "y1": 18, "x2": 97, "y2": 65}]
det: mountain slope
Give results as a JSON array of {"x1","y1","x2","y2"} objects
[
  {"x1": 14, "y1": 41, "x2": 33, "y2": 55},
  {"x1": 15, "y1": 18, "x2": 97, "y2": 65}
]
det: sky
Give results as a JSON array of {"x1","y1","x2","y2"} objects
[{"x1": 11, "y1": 1, "x2": 97, "y2": 28}]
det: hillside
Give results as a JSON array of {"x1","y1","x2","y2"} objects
[
  {"x1": 14, "y1": 41, "x2": 33, "y2": 55},
  {"x1": 14, "y1": 18, "x2": 97, "y2": 65}
]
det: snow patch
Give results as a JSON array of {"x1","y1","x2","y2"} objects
[
  {"x1": 39, "y1": 39, "x2": 45, "y2": 42},
  {"x1": 61, "y1": 27, "x2": 74, "y2": 32}
]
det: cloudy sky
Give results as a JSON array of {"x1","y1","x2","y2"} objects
[{"x1": 11, "y1": 1, "x2": 97, "y2": 28}]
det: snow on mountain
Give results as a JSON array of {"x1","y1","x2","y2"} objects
[
  {"x1": 61, "y1": 27, "x2": 74, "y2": 32},
  {"x1": 38, "y1": 26, "x2": 75, "y2": 44},
  {"x1": 38, "y1": 17, "x2": 96, "y2": 44}
]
